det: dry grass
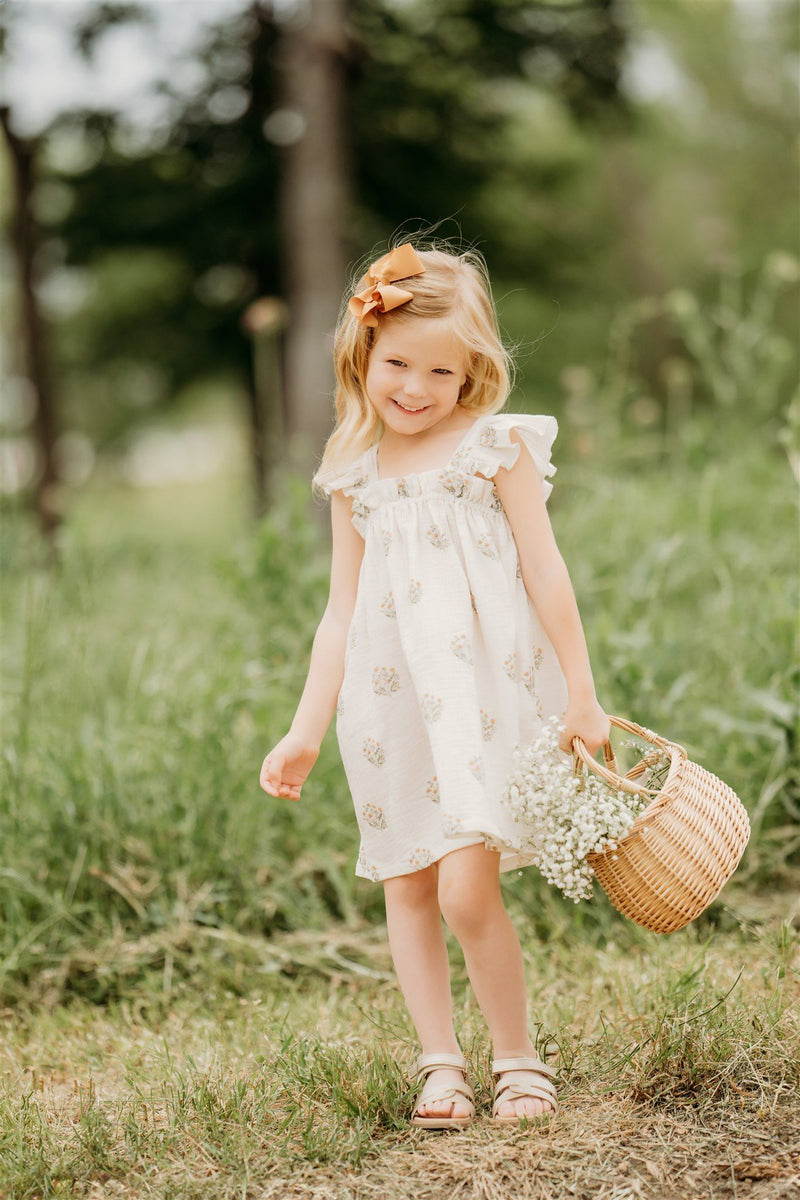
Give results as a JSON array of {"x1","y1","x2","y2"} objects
[{"x1": 1, "y1": 879, "x2": 798, "y2": 1199}]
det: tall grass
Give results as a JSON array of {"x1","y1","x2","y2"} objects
[{"x1": 1, "y1": 395, "x2": 795, "y2": 1005}]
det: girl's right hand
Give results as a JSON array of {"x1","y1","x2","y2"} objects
[{"x1": 259, "y1": 733, "x2": 319, "y2": 802}]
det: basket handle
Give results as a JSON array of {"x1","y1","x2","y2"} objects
[{"x1": 571, "y1": 714, "x2": 688, "y2": 799}]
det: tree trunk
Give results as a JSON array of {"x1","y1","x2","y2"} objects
[
  {"x1": 278, "y1": 0, "x2": 350, "y2": 522},
  {"x1": 1, "y1": 106, "x2": 62, "y2": 550}
]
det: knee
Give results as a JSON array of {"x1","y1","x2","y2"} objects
[
  {"x1": 384, "y1": 864, "x2": 438, "y2": 913},
  {"x1": 438, "y1": 874, "x2": 497, "y2": 938}
]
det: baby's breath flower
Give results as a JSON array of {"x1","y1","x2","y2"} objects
[{"x1": 501, "y1": 715, "x2": 670, "y2": 903}]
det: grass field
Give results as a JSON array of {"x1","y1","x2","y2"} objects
[{"x1": 1, "y1": 422, "x2": 798, "y2": 1197}]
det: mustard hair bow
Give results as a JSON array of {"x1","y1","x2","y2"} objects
[{"x1": 348, "y1": 243, "x2": 425, "y2": 327}]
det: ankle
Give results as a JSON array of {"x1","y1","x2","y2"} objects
[
  {"x1": 492, "y1": 1044, "x2": 538, "y2": 1061},
  {"x1": 420, "y1": 1043, "x2": 463, "y2": 1059}
]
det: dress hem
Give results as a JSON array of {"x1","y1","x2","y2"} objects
[{"x1": 355, "y1": 832, "x2": 538, "y2": 882}]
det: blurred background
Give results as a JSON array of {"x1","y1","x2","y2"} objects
[{"x1": 1, "y1": 0, "x2": 798, "y2": 1004}]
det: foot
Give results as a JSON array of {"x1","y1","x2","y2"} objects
[
  {"x1": 494, "y1": 1067, "x2": 556, "y2": 1119},
  {"x1": 491, "y1": 1052, "x2": 558, "y2": 1122},
  {"x1": 414, "y1": 1066, "x2": 473, "y2": 1120}
]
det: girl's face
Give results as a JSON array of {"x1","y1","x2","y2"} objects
[{"x1": 364, "y1": 316, "x2": 469, "y2": 437}]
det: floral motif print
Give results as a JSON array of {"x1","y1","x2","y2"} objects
[
  {"x1": 357, "y1": 846, "x2": 382, "y2": 881},
  {"x1": 478, "y1": 424, "x2": 499, "y2": 448},
  {"x1": 468, "y1": 755, "x2": 485, "y2": 782},
  {"x1": 408, "y1": 847, "x2": 436, "y2": 869},
  {"x1": 521, "y1": 648, "x2": 543, "y2": 697},
  {"x1": 489, "y1": 490, "x2": 503, "y2": 512},
  {"x1": 380, "y1": 592, "x2": 397, "y2": 618},
  {"x1": 450, "y1": 632, "x2": 473, "y2": 665},
  {"x1": 362, "y1": 737, "x2": 385, "y2": 767},
  {"x1": 476, "y1": 534, "x2": 498, "y2": 560},
  {"x1": 352, "y1": 496, "x2": 373, "y2": 522},
  {"x1": 480, "y1": 709, "x2": 496, "y2": 740},
  {"x1": 396, "y1": 477, "x2": 411, "y2": 498},
  {"x1": 442, "y1": 812, "x2": 464, "y2": 837},
  {"x1": 425, "y1": 776, "x2": 440, "y2": 803},
  {"x1": 373, "y1": 666, "x2": 400, "y2": 695},
  {"x1": 425, "y1": 523, "x2": 450, "y2": 549},
  {"x1": 469, "y1": 590, "x2": 478, "y2": 614},
  {"x1": 362, "y1": 802, "x2": 388, "y2": 830},
  {"x1": 503, "y1": 652, "x2": 519, "y2": 681},
  {"x1": 382, "y1": 528, "x2": 393, "y2": 555},
  {"x1": 408, "y1": 578, "x2": 423, "y2": 604},
  {"x1": 421, "y1": 694, "x2": 444, "y2": 722},
  {"x1": 515, "y1": 559, "x2": 523, "y2": 580},
  {"x1": 441, "y1": 470, "x2": 469, "y2": 498}
]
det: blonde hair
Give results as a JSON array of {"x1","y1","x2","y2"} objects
[{"x1": 312, "y1": 238, "x2": 514, "y2": 499}]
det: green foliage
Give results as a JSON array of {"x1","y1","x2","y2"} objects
[{"x1": 1, "y1": 392, "x2": 796, "y2": 1004}]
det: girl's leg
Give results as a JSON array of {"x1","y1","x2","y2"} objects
[
  {"x1": 436, "y1": 843, "x2": 552, "y2": 1119},
  {"x1": 383, "y1": 864, "x2": 470, "y2": 1119}
]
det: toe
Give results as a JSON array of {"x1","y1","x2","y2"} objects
[{"x1": 499, "y1": 1095, "x2": 554, "y2": 1119}]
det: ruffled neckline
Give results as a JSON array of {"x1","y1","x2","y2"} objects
[{"x1": 369, "y1": 413, "x2": 490, "y2": 484}]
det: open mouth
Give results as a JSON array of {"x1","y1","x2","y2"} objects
[{"x1": 392, "y1": 398, "x2": 429, "y2": 414}]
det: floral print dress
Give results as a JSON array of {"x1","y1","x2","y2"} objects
[{"x1": 319, "y1": 412, "x2": 569, "y2": 882}]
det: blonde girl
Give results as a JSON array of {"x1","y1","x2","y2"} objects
[{"x1": 260, "y1": 239, "x2": 610, "y2": 1128}]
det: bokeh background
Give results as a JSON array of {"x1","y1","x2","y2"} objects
[{"x1": 1, "y1": 0, "x2": 798, "y2": 999}]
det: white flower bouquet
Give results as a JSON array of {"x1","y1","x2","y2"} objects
[{"x1": 501, "y1": 714, "x2": 672, "y2": 903}]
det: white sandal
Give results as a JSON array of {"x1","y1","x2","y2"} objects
[
  {"x1": 491, "y1": 1055, "x2": 559, "y2": 1124},
  {"x1": 410, "y1": 1051, "x2": 475, "y2": 1129}
]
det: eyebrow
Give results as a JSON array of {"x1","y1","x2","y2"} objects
[{"x1": 381, "y1": 350, "x2": 461, "y2": 367}]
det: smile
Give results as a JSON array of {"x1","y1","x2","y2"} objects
[{"x1": 392, "y1": 398, "x2": 429, "y2": 413}]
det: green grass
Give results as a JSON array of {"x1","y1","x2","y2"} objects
[
  {"x1": 0, "y1": 894, "x2": 797, "y2": 1198},
  {"x1": 0, "y1": 428, "x2": 797, "y2": 1004},
  {"x1": 0, "y1": 418, "x2": 798, "y2": 1196}
]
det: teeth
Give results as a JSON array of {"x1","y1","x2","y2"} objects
[{"x1": 394, "y1": 400, "x2": 426, "y2": 412}]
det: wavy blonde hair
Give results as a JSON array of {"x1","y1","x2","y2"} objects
[{"x1": 311, "y1": 238, "x2": 514, "y2": 499}]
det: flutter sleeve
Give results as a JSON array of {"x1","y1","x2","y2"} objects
[
  {"x1": 315, "y1": 452, "x2": 371, "y2": 498},
  {"x1": 469, "y1": 413, "x2": 559, "y2": 503}
]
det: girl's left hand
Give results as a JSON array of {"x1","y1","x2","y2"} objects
[{"x1": 558, "y1": 697, "x2": 611, "y2": 759}]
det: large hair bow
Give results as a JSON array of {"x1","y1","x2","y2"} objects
[{"x1": 348, "y1": 243, "x2": 425, "y2": 327}]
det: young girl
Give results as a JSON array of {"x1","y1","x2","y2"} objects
[{"x1": 260, "y1": 240, "x2": 611, "y2": 1129}]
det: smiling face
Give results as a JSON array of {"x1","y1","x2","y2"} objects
[{"x1": 364, "y1": 316, "x2": 469, "y2": 440}]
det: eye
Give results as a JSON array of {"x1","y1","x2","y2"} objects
[
  {"x1": 387, "y1": 359, "x2": 406, "y2": 367},
  {"x1": 433, "y1": 369, "x2": 452, "y2": 375}
]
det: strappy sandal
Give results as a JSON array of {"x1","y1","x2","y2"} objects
[
  {"x1": 410, "y1": 1051, "x2": 475, "y2": 1129},
  {"x1": 491, "y1": 1055, "x2": 559, "y2": 1124}
]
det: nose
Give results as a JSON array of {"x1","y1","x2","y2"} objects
[{"x1": 403, "y1": 374, "x2": 426, "y2": 398}]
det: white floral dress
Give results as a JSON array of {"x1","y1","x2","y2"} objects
[{"x1": 319, "y1": 412, "x2": 569, "y2": 882}]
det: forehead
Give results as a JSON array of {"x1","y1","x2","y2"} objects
[{"x1": 372, "y1": 317, "x2": 466, "y2": 364}]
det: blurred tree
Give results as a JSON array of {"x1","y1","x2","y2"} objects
[
  {"x1": 0, "y1": 106, "x2": 62, "y2": 549},
  {"x1": 14, "y1": 0, "x2": 628, "y2": 519},
  {"x1": 278, "y1": 0, "x2": 349, "y2": 474}
]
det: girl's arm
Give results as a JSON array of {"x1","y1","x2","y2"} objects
[
  {"x1": 260, "y1": 491, "x2": 365, "y2": 800},
  {"x1": 493, "y1": 429, "x2": 611, "y2": 758}
]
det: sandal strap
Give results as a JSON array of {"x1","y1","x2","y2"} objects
[
  {"x1": 492, "y1": 1057, "x2": 559, "y2": 1115},
  {"x1": 493, "y1": 1079, "x2": 557, "y2": 1108},
  {"x1": 491, "y1": 1055, "x2": 557, "y2": 1079},
  {"x1": 412, "y1": 1050, "x2": 468, "y2": 1080},
  {"x1": 415, "y1": 1080, "x2": 475, "y2": 1112}
]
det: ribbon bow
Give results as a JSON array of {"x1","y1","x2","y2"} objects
[{"x1": 348, "y1": 243, "x2": 425, "y2": 327}]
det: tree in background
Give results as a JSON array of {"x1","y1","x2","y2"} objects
[
  {"x1": 1, "y1": 0, "x2": 796, "y2": 529},
  {"x1": 1, "y1": 0, "x2": 630, "y2": 525}
]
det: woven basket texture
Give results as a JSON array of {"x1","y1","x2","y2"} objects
[{"x1": 576, "y1": 717, "x2": 750, "y2": 934}]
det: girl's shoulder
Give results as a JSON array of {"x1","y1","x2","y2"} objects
[{"x1": 464, "y1": 411, "x2": 559, "y2": 494}]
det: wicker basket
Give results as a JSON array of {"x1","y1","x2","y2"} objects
[{"x1": 572, "y1": 715, "x2": 750, "y2": 935}]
